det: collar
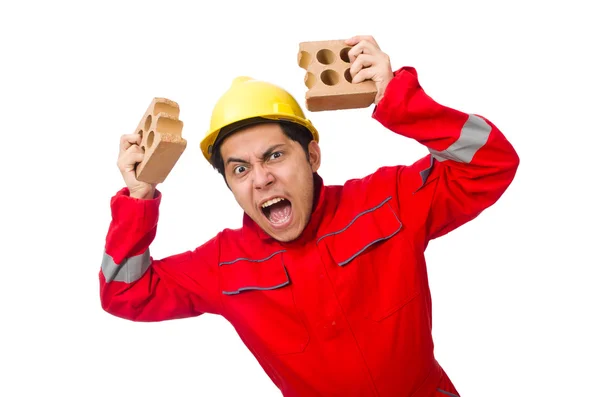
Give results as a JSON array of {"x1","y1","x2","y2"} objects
[{"x1": 242, "y1": 173, "x2": 328, "y2": 245}]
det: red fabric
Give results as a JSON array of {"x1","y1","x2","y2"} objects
[{"x1": 99, "y1": 67, "x2": 519, "y2": 396}]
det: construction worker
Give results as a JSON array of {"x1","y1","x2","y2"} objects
[{"x1": 100, "y1": 35, "x2": 519, "y2": 397}]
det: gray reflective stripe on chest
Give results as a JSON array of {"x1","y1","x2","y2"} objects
[
  {"x1": 415, "y1": 155, "x2": 435, "y2": 193},
  {"x1": 218, "y1": 250, "x2": 286, "y2": 266},
  {"x1": 429, "y1": 114, "x2": 492, "y2": 163},
  {"x1": 316, "y1": 196, "x2": 403, "y2": 266},
  {"x1": 219, "y1": 250, "x2": 289, "y2": 295},
  {"x1": 316, "y1": 197, "x2": 393, "y2": 244},
  {"x1": 101, "y1": 250, "x2": 151, "y2": 283},
  {"x1": 436, "y1": 388, "x2": 460, "y2": 397}
]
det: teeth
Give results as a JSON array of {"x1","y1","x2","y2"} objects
[{"x1": 262, "y1": 197, "x2": 284, "y2": 208}]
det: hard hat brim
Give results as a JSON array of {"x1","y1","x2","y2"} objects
[{"x1": 200, "y1": 113, "x2": 319, "y2": 163}]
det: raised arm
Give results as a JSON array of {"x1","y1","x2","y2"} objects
[
  {"x1": 99, "y1": 132, "x2": 222, "y2": 321},
  {"x1": 373, "y1": 66, "x2": 520, "y2": 243},
  {"x1": 344, "y1": 35, "x2": 519, "y2": 244}
]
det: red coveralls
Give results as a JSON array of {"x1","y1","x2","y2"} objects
[{"x1": 100, "y1": 67, "x2": 519, "y2": 397}]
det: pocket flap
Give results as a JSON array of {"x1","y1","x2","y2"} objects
[
  {"x1": 219, "y1": 250, "x2": 289, "y2": 295},
  {"x1": 318, "y1": 197, "x2": 402, "y2": 266}
]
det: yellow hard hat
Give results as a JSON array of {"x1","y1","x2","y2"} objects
[{"x1": 200, "y1": 76, "x2": 319, "y2": 162}]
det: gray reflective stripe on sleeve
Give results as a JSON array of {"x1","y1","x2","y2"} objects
[
  {"x1": 101, "y1": 250, "x2": 151, "y2": 283},
  {"x1": 429, "y1": 114, "x2": 492, "y2": 163}
]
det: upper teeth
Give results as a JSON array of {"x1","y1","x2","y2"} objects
[{"x1": 262, "y1": 197, "x2": 284, "y2": 208}]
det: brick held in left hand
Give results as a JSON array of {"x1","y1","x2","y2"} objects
[{"x1": 298, "y1": 39, "x2": 377, "y2": 112}]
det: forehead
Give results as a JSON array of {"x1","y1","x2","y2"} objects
[{"x1": 220, "y1": 123, "x2": 289, "y2": 157}]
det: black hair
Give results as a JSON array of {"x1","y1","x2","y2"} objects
[{"x1": 209, "y1": 118, "x2": 314, "y2": 178}]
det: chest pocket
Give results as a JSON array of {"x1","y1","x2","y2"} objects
[
  {"x1": 219, "y1": 250, "x2": 309, "y2": 356},
  {"x1": 317, "y1": 196, "x2": 420, "y2": 322}
]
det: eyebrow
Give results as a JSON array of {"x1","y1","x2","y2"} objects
[{"x1": 225, "y1": 144, "x2": 286, "y2": 166}]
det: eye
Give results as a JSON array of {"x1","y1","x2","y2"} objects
[
  {"x1": 269, "y1": 151, "x2": 283, "y2": 160},
  {"x1": 233, "y1": 165, "x2": 247, "y2": 175}
]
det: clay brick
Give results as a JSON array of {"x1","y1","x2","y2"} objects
[
  {"x1": 298, "y1": 39, "x2": 377, "y2": 112},
  {"x1": 133, "y1": 98, "x2": 187, "y2": 184}
]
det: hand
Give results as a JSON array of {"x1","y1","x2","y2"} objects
[
  {"x1": 117, "y1": 133, "x2": 156, "y2": 199},
  {"x1": 344, "y1": 35, "x2": 394, "y2": 105}
]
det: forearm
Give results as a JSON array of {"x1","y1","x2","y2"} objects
[
  {"x1": 373, "y1": 67, "x2": 519, "y2": 171},
  {"x1": 104, "y1": 187, "x2": 160, "y2": 263}
]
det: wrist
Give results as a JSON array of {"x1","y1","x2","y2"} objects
[{"x1": 130, "y1": 187, "x2": 156, "y2": 200}]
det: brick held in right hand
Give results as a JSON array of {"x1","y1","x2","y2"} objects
[{"x1": 134, "y1": 98, "x2": 187, "y2": 184}]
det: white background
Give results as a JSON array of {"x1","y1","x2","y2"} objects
[{"x1": 1, "y1": 1, "x2": 598, "y2": 396}]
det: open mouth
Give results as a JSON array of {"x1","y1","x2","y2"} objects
[{"x1": 261, "y1": 197, "x2": 292, "y2": 226}]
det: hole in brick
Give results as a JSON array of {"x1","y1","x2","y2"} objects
[
  {"x1": 298, "y1": 51, "x2": 311, "y2": 69},
  {"x1": 344, "y1": 68, "x2": 353, "y2": 83},
  {"x1": 317, "y1": 49, "x2": 335, "y2": 65},
  {"x1": 305, "y1": 72, "x2": 316, "y2": 88},
  {"x1": 144, "y1": 115, "x2": 152, "y2": 131},
  {"x1": 340, "y1": 47, "x2": 351, "y2": 63},
  {"x1": 147, "y1": 131, "x2": 155, "y2": 148},
  {"x1": 138, "y1": 129, "x2": 145, "y2": 150},
  {"x1": 320, "y1": 70, "x2": 339, "y2": 86}
]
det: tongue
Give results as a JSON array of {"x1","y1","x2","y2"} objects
[{"x1": 268, "y1": 200, "x2": 291, "y2": 224}]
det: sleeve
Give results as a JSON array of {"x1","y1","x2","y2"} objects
[
  {"x1": 372, "y1": 67, "x2": 520, "y2": 245},
  {"x1": 99, "y1": 187, "x2": 222, "y2": 322}
]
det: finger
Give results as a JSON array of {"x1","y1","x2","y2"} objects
[
  {"x1": 352, "y1": 67, "x2": 377, "y2": 84},
  {"x1": 120, "y1": 133, "x2": 142, "y2": 152},
  {"x1": 347, "y1": 40, "x2": 380, "y2": 63},
  {"x1": 119, "y1": 152, "x2": 145, "y2": 172},
  {"x1": 118, "y1": 145, "x2": 145, "y2": 171},
  {"x1": 126, "y1": 143, "x2": 144, "y2": 154},
  {"x1": 344, "y1": 35, "x2": 379, "y2": 49},
  {"x1": 349, "y1": 54, "x2": 376, "y2": 80}
]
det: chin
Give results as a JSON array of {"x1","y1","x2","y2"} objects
[
  {"x1": 262, "y1": 223, "x2": 295, "y2": 242},
  {"x1": 272, "y1": 230, "x2": 300, "y2": 243}
]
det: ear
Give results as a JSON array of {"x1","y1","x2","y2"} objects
[{"x1": 307, "y1": 140, "x2": 321, "y2": 172}]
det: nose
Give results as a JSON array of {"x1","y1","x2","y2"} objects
[{"x1": 253, "y1": 164, "x2": 274, "y2": 190}]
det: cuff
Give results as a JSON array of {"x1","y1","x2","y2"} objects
[
  {"x1": 372, "y1": 66, "x2": 420, "y2": 126},
  {"x1": 107, "y1": 188, "x2": 162, "y2": 258}
]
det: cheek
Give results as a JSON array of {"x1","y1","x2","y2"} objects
[
  {"x1": 288, "y1": 168, "x2": 314, "y2": 208},
  {"x1": 231, "y1": 184, "x2": 253, "y2": 210}
]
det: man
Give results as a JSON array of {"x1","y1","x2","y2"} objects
[{"x1": 100, "y1": 35, "x2": 519, "y2": 396}]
